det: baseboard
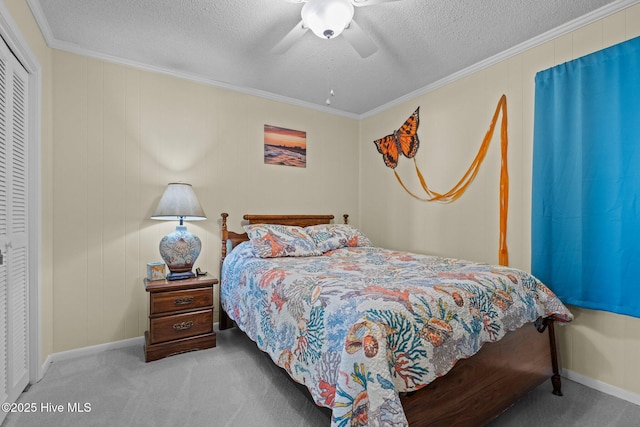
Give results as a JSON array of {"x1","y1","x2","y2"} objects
[
  {"x1": 36, "y1": 336, "x2": 144, "y2": 384},
  {"x1": 47, "y1": 336, "x2": 145, "y2": 364},
  {"x1": 39, "y1": 354, "x2": 53, "y2": 381},
  {"x1": 563, "y1": 369, "x2": 640, "y2": 406},
  {"x1": 40, "y1": 323, "x2": 222, "y2": 379}
]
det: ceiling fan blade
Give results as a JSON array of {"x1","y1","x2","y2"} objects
[
  {"x1": 352, "y1": 0, "x2": 401, "y2": 7},
  {"x1": 342, "y1": 19, "x2": 377, "y2": 58},
  {"x1": 271, "y1": 20, "x2": 309, "y2": 54}
]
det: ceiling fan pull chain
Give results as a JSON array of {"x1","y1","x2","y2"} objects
[{"x1": 326, "y1": 57, "x2": 335, "y2": 105}]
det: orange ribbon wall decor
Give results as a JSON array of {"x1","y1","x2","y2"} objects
[{"x1": 373, "y1": 95, "x2": 509, "y2": 266}]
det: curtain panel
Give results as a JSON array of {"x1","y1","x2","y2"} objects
[{"x1": 532, "y1": 36, "x2": 640, "y2": 318}]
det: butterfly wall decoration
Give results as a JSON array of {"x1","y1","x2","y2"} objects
[
  {"x1": 373, "y1": 107, "x2": 420, "y2": 169},
  {"x1": 371, "y1": 96, "x2": 511, "y2": 266}
]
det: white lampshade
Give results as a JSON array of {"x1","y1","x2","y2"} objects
[
  {"x1": 151, "y1": 183, "x2": 206, "y2": 222},
  {"x1": 151, "y1": 183, "x2": 206, "y2": 281},
  {"x1": 302, "y1": 0, "x2": 354, "y2": 39}
]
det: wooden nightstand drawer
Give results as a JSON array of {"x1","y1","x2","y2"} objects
[
  {"x1": 144, "y1": 275, "x2": 217, "y2": 362},
  {"x1": 149, "y1": 309, "x2": 213, "y2": 344},
  {"x1": 150, "y1": 287, "x2": 212, "y2": 314}
]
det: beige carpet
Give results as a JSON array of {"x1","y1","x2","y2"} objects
[{"x1": 3, "y1": 327, "x2": 639, "y2": 427}]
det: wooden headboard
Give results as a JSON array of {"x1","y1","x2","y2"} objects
[
  {"x1": 219, "y1": 213, "x2": 345, "y2": 330},
  {"x1": 220, "y1": 213, "x2": 349, "y2": 261}
]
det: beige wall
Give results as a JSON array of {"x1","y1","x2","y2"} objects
[
  {"x1": 51, "y1": 50, "x2": 360, "y2": 352},
  {"x1": 5, "y1": 0, "x2": 640, "y2": 400},
  {"x1": 359, "y1": 4, "x2": 640, "y2": 397}
]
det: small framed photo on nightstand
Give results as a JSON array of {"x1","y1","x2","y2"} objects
[{"x1": 147, "y1": 262, "x2": 166, "y2": 281}]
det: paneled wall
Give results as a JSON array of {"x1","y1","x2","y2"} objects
[
  {"x1": 51, "y1": 51, "x2": 360, "y2": 352},
  {"x1": 5, "y1": 0, "x2": 640, "y2": 401},
  {"x1": 359, "y1": 4, "x2": 640, "y2": 397}
]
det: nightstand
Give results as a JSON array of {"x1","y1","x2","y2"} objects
[{"x1": 144, "y1": 275, "x2": 217, "y2": 362}]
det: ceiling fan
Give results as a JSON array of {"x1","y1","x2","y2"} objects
[{"x1": 272, "y1": 0, "x2": 401, "y2": 58}]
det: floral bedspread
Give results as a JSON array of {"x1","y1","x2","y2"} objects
[{"x1": 221, "y1": 243, "x2": 573, "y2": 427}]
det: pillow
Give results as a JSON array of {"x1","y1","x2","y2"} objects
[
  {"x1": 304, "y1": 224, "x2": 372, "y2": 252},
  {"x1": 244, "y1": 224, "x2": 322, "y2": 258}
]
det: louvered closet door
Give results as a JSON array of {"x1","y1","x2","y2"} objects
[{"x1": 0, "y1": 35, "x2": 30, "y2": 419}]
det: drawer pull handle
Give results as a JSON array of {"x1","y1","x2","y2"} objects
[
  {"x1": 174, "y1": 297, "x2": 194, "y2": 306},
  {"x1": 173, "y1": 321, "x2": 193, "y2": 331}
]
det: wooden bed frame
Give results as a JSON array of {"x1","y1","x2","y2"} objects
[{"x1": 218, "y1": 213, "x2": 563, "y2": 426}]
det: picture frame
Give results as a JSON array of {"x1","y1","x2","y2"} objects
[
  {"x1": 264, "y1": 124, "x2": 307, "y2": 168},
  {"x1": 146, "y1": 262, "x2": 166, "y2": 281}
]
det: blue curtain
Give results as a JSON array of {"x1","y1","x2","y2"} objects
[{"x1": 532, "y1": 36, "x2": 640, "y2": 318}]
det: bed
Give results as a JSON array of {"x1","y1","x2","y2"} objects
[{"x1": 218, "y1": 213, "x2": 572, "y2": 426}]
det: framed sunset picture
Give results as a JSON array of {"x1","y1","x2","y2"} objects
[{"x1": 264, "y1": 124, "x2": 307, "y2": 168}]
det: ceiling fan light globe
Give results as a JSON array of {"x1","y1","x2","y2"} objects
[{"x1": 301, "y1": 0, "x2": 354, "y2": 39}]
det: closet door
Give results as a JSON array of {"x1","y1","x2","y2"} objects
[{"x1": 0, "y1": 35, "x2": 29, "y2": 420}]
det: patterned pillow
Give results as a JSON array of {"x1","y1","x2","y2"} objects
[
  {"x1": 244, "y1": 224, "x2": 322, "y2": 258},
  {"x1": 304, "y1": 224, "x2": 373, "y2": 252}
]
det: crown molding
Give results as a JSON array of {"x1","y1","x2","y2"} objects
[
  {"x1": 25, "y1": 0, "x2": 359, "y2": 120},
  {"x1": 360, "y1": 0, "x2": 640, "y2": 118},
  {"x1": 54, "y1": 38, "x2": 361, "y2": 121},
  {"x1": 26, "y1": 0, "x2": 640, "y2": 120}
]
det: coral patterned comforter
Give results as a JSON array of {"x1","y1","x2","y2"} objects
[{"x1": 221, "y1": 242, "x2": 573, "y2": 427}]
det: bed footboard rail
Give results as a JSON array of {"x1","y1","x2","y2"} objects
[{"x1": 400, "y1": 317, "x2": 561, "y2": 426}]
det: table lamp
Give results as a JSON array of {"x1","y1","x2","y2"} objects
[{"x1": 151, "y1": 183, "x2": 206, "y2": 280}]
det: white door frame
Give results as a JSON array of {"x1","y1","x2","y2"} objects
[{"x1": 0, "y1": 2, "x2": 43, "y2": 383}]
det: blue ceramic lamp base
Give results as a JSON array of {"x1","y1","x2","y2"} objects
[{"x1": 158, "y1": 225, "x2": 202, "y2": 281}]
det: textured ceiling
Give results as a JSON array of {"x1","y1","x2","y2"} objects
[{"x1": 29, "y1": 0, "x2": 629, "y2": 117}]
